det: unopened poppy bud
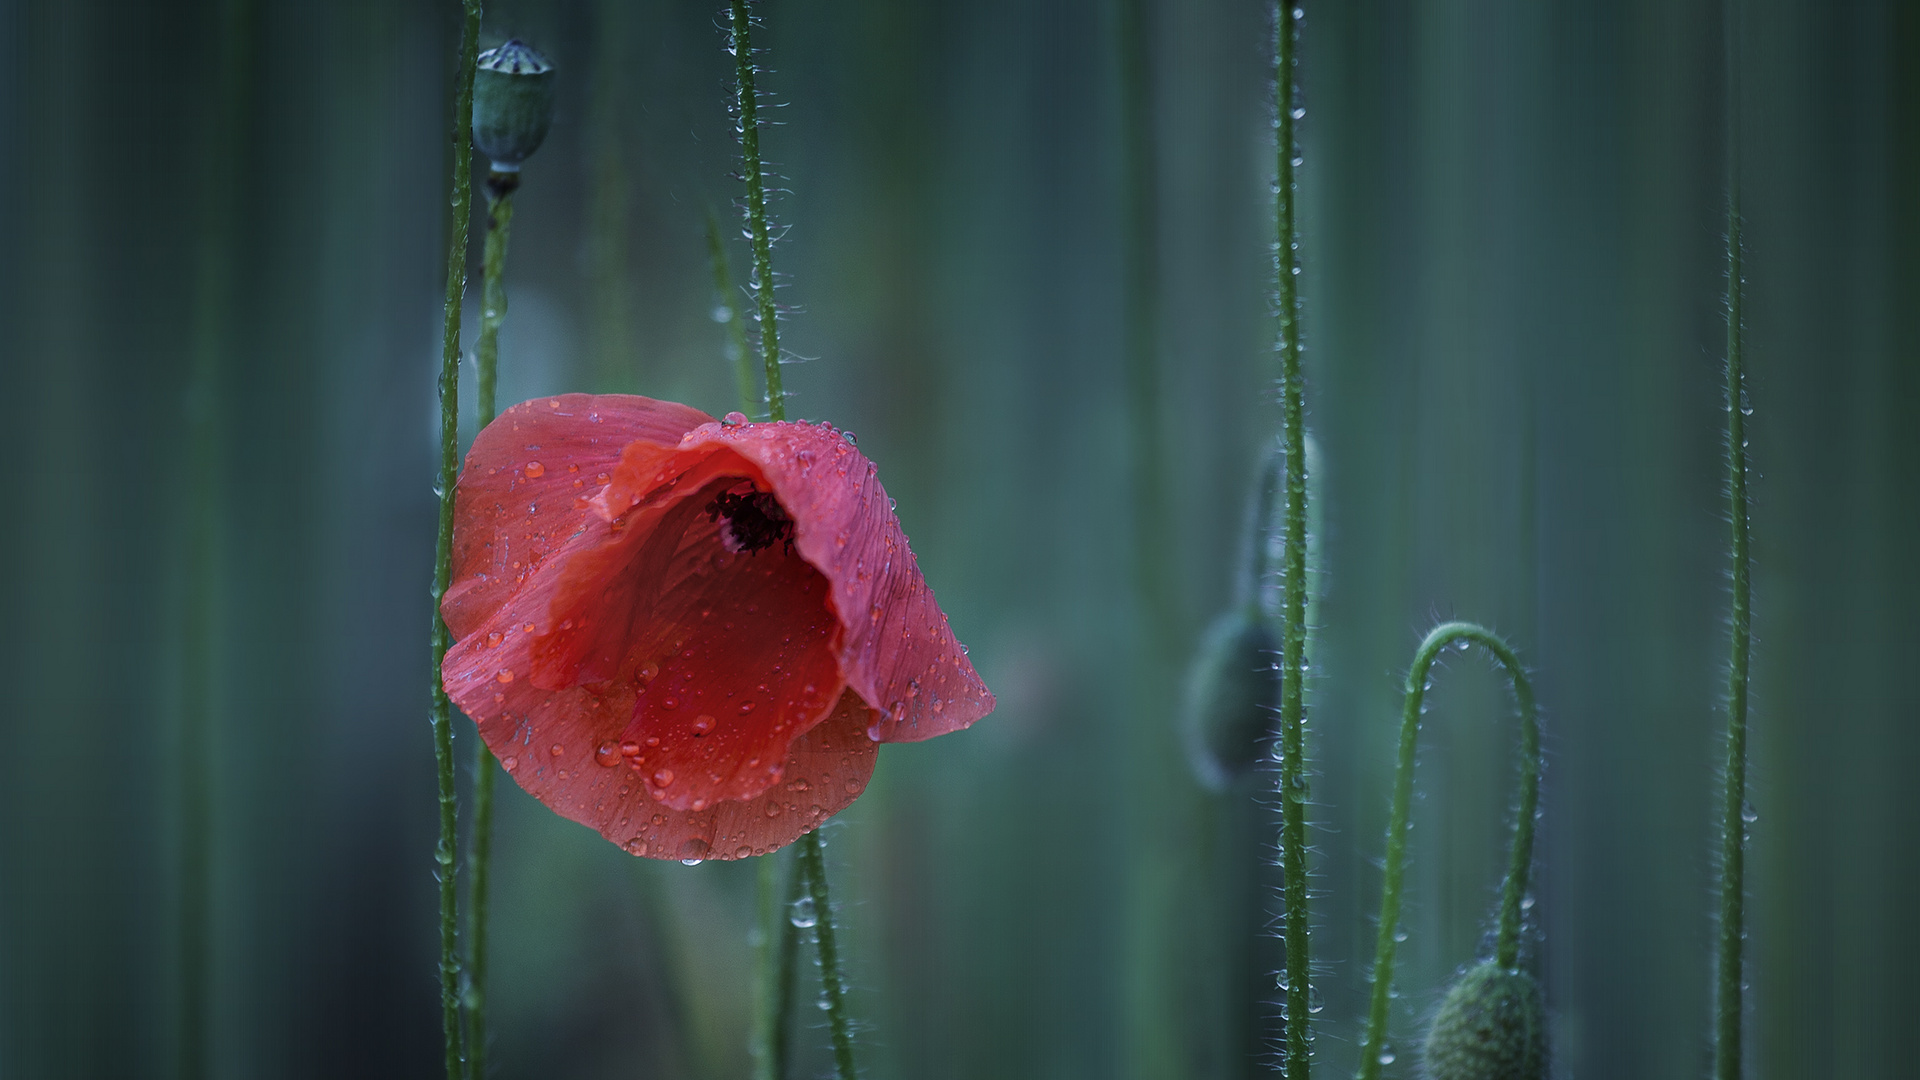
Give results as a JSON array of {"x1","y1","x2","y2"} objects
[
  {"x1": 1423, "y1": 960, "x2": 1548, "y2": 1080},
  {"x1": 1182, "y1": 608, "x2": 1280, "y2": 791},
  {"x1": 472, "y1": 40, "x2": 554, "y2": 172}
]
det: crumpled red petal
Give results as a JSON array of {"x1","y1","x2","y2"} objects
[
  {"x1": 441, "y1": 393, "x2": 993, "y2": 860},
  {"x1": 441, "y1": 394, "x2": 714, "y2": 642},
  {"x1": 678, "y1": 422, "x2": 996, "y2": 742}
]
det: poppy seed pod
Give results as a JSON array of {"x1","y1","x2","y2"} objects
[
  {"x1": 1424, "y1": 960, "x2": 1549, "y2": 1080},
  {"x1": 472, "y1": 40, "x2": 554, "y2": 171},
  {"x1": 1182, "y1": 608, "x2": 1281, "y2": 790}
]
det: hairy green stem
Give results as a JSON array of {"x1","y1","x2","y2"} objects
[
  {"x1": 460, "y1": 168, "x2": 515, "y2": 1080},
  {"x1": 1273, "y1": 4, "x2": 1311, "y2": 1076},
  {"x1": 706, "y1": 207, "x2": 760, "y2": 416},
  {"x1": 729, "y1": 0, "x2": 784, "y2": 421},
  {"x1": 1356, "y1": 622, "x2": 1540, "y2": 1080},
  {"x1": 431, "y1": 3, "x2": 483, "y2": 1078},
  {"x1": 1715, "y1": 4, "x2": 1750, "y2": 1074},
  {"x1": 797, "y1": 830, "x2": 858, "y2": 1080}
]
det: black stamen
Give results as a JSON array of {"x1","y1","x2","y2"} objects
[{"x1": 707, "y1": 488, "x2": 794, "y2": 555}]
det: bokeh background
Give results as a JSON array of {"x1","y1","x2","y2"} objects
[{"x1": 2, "y1": 0, "x2": 1915, "y2": 1077}]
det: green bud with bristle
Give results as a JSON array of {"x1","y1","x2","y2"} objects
[
  {"x1": 1423, "y1": 960, "x2": 1548, "y2": 1080},
  {"x1": 472, "y1": 40, "x2": 554, "y2": 171},
  {"x1": 1181, "y1": 607, "x2": 1281, "y2": 790}
]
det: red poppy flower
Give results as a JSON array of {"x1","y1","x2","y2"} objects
[{"x1": 440, "y1": 394, "x2": 994, "y2": 861}]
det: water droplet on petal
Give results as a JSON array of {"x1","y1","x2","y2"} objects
[
  {"x1": 548, "y1": 743, "x2": 564, "y2": 757},
  {"x1": 680, "y1": 838, "x2": 709, "y2": 862},
  {"x1": 524, "y1": 461, "x2": 545, "y2": 478},
  {"x1": 595, "y1": 742, "x2": 621, "y2": 767},
  {"x1": 653, "y1": 768, "x2": 675, "y2": 787}
]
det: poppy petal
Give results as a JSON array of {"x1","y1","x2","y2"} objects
[
  {"x1": 442, "y1": 394, "x2": 713, "y2": 641},
  {"x1": 681, "y1": 422, "x2": 995, "y2": 742},
  {"x1": 485, "y1": 679, "x2": 878, "y2": 862}
]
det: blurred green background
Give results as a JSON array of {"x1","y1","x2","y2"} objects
[{"x1": 2, "y1": 0, "x2": 1914, "y2": 1077}]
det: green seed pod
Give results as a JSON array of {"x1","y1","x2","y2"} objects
[
  {"x1": 472, "y1": 40, "x2": 555, "y2": 171},
  {"x1": 1423, "y1": 960, "x2": 1548, "y2": 1080},
  {"x1": 1181, "y1": 608, "x2": 1281, "y2": 791}
]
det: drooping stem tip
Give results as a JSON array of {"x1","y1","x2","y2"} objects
[{"x1": 1356, "y1": 622, "x2": 1540, "y2": 1080}]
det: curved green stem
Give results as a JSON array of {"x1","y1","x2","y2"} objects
[
  {"x1": 796, "y1": 830, "x2": 858, "y2": 1080},
  {"x1": 1355, "y1": 622, "x2": 1540, "y2": 1080},
  {"x1": 430, "y1": 3, "x2": 483, "y2": 1078},
  {"x1": 1715, "y1": 4, "x2": 1750, "y2": 1074},
  {"x1": 728, "y1": 0, "x2": 784, "y2": 422},
  {"x1": 460, "y1": 169, "x2": 515, "y2": 1080},
  {"x1": 1272, "y1": 4, "x2": 1312, "y2": 1076}
]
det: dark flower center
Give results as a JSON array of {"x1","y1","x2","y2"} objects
[{"x1": 707, "y1": 488, "x2": 794, "y2": 555}]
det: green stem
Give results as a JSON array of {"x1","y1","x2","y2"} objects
[
  {"x1": 178, "y1": 1, "x2": 252, "y2": 1075},
  {"x1": 706, "y1": 206, "x2": 760, "y2": 416},
  {"x1": 431, "y1": 3, "x2": 483, "y2": 1078},
  {"x1": 796, "y1": 830, "x2": 858, "y2": 1080},
  {"x1": 475, "y1": 174, "x2": 517, "y2": 426},
  {"x1": 460, "y1": 169, "x2": 515, "y2": 1080},
  {"x1": 1273, "y1": 4, "x2": 1311, "y2": 1076},
  {"x1": 1715, "y1": 5, "x2": 1750, "y2": 1074},
  {"x1": 728, "y1": 0, "x2": 784, "y2": 421},
  {"x1": 1355, "y1": 622, "x2": 1540, "y2": 1080},
  {"x1": 753, "y1": 852, "x2": 806, "y2": 1080}
]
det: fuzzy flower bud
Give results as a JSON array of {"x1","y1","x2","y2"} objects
[
  {"x1": 472, "y1": 40, "x2": 554, "y2": 171},
  {"x1": 1423, "y1": 960, "x2": 1549, "y2": 1080},
  {"x1": 1181, "y1": 608, "x2": 1281, "y2": 790}
]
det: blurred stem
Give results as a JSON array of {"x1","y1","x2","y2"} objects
[
  {"x1": 475, "y1": 173, "x2": 516, "y2": 427},
  {"x1": 1715, "y1": 3, "x2": 1750, "y2": 1074},
  {"x1": 753, "y1": 852, "x2": 805, "y2": 1080},
  {"x1": 797, "y1": 830, "x2": 858, "y2": 1080},
  {"x1": 178, "y1": 0, "x2": 253, "y2": 1075},
  {"x1": 1356, "y1": 623, "x2": 1540, "y2": 1080},
  {"x1": 1273, "y1": 4, "x2": 1311, "y2": 1077},
  {"x1": 706, "y1": 207, "x2": 760, "y2": 416},
  {"x1": 431, "y1": 3, "x2": 483, "y2": 1079},
  {"x1": 729, "y1": 0, "x2": 783, "y2": 421},
  {"x1": 461, "y1": 167, "x2": 516, "y2": 1080}
]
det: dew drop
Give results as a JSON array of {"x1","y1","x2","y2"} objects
[
  {"x1": 626, "y1": 837, "x2": 649, "y2": 856},
  {"x1": 789, "y1": 896, "x2": 818, "y2": 928},
  {"x1": 524, "y1": 461, "x2": 545, "y2": 478},
  {"x1": 495, "y1": 669, "x2": 514, "y2": 684},
  {"x1": 594, "y1": 742, "x2": 621, "y2": 767},
  {"x1": 501, "y1": 756, "x2": 518, "y2": 771},
  {"x1": 548, "y1": 743, "x2": 564, "y2": 757},
  {"x1": 1377, "y1": 1048, "x2": 1396, "y2": 1066},
  {"x1": 620, "y1": 741, "x2": 641, "y2": 757},
  {"x1": 680, "y1": 838, "x2": 709, "y2": 862},
  {"x1": 692, "y1": 715, "x2": 715, "y2": 735},
  {"x1": 653, "y1": 768, "x2": 676, "y2": 787}
]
